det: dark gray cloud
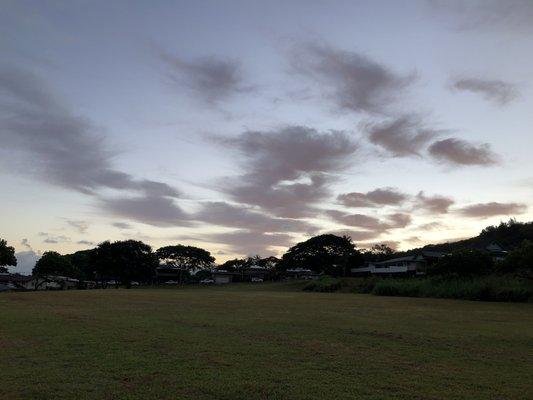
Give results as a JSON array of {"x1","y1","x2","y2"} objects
[
  {"x1": 290, "y1": 43, "x2": 415, "y2": 115},
  {"x1": 429, "y1": 0, "x2": 533, "y2": 33},
  {"x1": 429, "y1": 138, "x2": 498, "y2": 166},
  {"x1": 100, "y1": 195, "x2": 191, "y2": 227},
  {"x1": 112, "y1": 222, "x2": 132, "y2": 229},
  {"x1": 364, "y1": 115, "x2": 440, "y2": 157},
  {"x1": 458, "y1": 202, "x2": 527, "y2": 218},
  {"x1": 160, "y1": 51, "x2": 251, "y2": 104},
  {"x1": 416, "y1": 191, "x2": 455, "y2": 214},
  {"x1": 326, "y1": 211, "x2": 411, "y2": 241},
  {"x1": 218, "y1": 126, "x2": 358, "y2": 217},
  {"x1": 66, "y1": 220, "x2": 88, "y2": 234},
  {"x1": 0, "y1": 66, "x2": 185, "y2": 226},
  {"x1": 39, "y1": 233, "x2": 71, "y2": 244},
  {"x1": 20, "y1": 238, "x2": 32, "y2": 250},
  {"x1": 451, "y1": 78, "x2": 519, "y2": 105},
  {"x1": 195, "y1": 201, "x2": 317, "y2": 233},
  {"x1": 337, "y1": 187, "x2": 408, "y2": 208},
  {"x1": 76, "y1": 240, "x2": 95, "y2": 246}
]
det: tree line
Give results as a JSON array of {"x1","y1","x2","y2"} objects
[{"x1": 1, "y1": 219, "x2": 532, "y2": 287}]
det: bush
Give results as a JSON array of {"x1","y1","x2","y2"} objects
[
  {"x1": 303, "y1": 276, "x2": 342, "y2": 292},
  {"x1": 368, "y1": 276, "x2": 532, "y2": 302},
  {"x1": 428, "y1": 249, "x2": 493, "y2": 277}
]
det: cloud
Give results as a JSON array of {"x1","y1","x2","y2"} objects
[
  {"x1": 160, "y1": 51, "x2": 251, "y2": 104},
  {"x1": 76, "y1": 240, "x2": 95, "y2": 246},
  {"x1": 40, "y1": 233, "x2": 71, "y2": 244},
  {"x1": 100, "y1": 195, "x2": 191, "y2": 227},
  {"x1": 290, "y1": 43, "x2": 415, "y2": 115},
  {"x1": 112, "y1": 222, "x2": 132, "y2": 229},
  {"x1": 217, "y1": 126, "x2": 358, "y2": 217},
  {"x1": 429, "y1": 0, "x2": 533, "y2": 33},
  {"x1": 451, "y1": 78, "x2": 519, "y2": 105},
  {"x1": 13, "y1": 250, "x2": 41, "y2": 275},
  {"x1": 337, "y1": 187, "x2": 408, "y2": 208},
  {"x1": 66, "y1": 220, "x2": 88, "y2": 234},
  {"x1": 326, "y1": 211, "x2": 411, "y2": 241},
  {"x1": 417, "y1": 221, "x2": 446, "y2": 231},
  {"x1": 364, "y1": 115, "x2": 441, "y2": 157},
  {"x1": 458, "y1": 202, "x2": 527, "y2": 218},
  {"x1": 0, "y1": 66, "x2": 184, "y2": 226},
  {"x1": 416, "y1": 191, "x2": 455, "y2": 214},
  {"x1": 429, "y1": 138, "x2": 498, "y2": 166},
  {"x1": 20, "y1": 238, "x2": 32, "y2": 250},
  {"x1": 194, "y1": 201, "x2": 317, "y2": 233},
  {"x1": 204, "y1": 230, "x2": 294, "y2": 256}
]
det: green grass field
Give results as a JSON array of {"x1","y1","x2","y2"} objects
[{"x1": 1, "y1": 283, "x2": 532, "y2": 400}]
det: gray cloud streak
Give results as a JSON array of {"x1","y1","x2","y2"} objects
[
  {"x1": 452, "y1": 78, "x2": 519, "y2": 105},
  {"x1": 290, "y1": 43, "x2": 415, "y2": 115},
  {"x1": 458, "y1": 202, "x2": 527, "y2": 218},
  {"x1": 429, "y1": 138, "x2": 498, "y2": 166}
]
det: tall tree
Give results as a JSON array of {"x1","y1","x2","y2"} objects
[
  {"x1": 279, "y1": 234, "x2": 364, "y2": 276},
  {"x1": 93, "y1": 240, "x2": 157, "y2": 288},
  {"x1": 157, "y1": 245, "x2": 215, "y2": 283},
  {"x1": 0, "y1": 238, "x2": 17, "y2": 273},
  {"x1": 32, "y1": 251, "x2": 76, "y2": 289}
]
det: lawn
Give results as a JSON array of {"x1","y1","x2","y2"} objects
[{"x1": 0, "y1": 283, "x2": 532, "y2": 400}]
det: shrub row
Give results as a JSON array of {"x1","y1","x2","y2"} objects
[
  {"x1": 370, "y1": 276, "x2": 532, "y2": 303},
  {"x1": 303, "y1": 276, "x2": 342, "y2": 292}
]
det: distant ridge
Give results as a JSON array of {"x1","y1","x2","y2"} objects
[{"x1": 412, "y1": 219, "x2": 533, "y2": 254}]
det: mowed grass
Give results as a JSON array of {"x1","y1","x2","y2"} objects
[{"x1": 0, "y1": 283, "x2": 532, "y2": 400}]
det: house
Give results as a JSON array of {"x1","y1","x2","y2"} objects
[
  {"x1": 212, "y1": 270, "x2": 234, "y2": 284},
  {"x1": 351, "y1": 251, "x2": 445, "y2": 276},
  {"x1": 0, "y1": 273, "x2": 43, "y2": 291},
  {"x1": 486, "y1": 243, "x2": 508, "y2": 261},
  {"x1": 282, "y1": 268, "x2": 319, "y2": 280}
]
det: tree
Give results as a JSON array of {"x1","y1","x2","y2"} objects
[
  {"x1": 32, "y1": 251, "x2": 76, "y2": 289},
  {"x1": 363, "y1": 244, "x2": 395, "y2": 262},
  {"x1": 64, "y1": 249, "x2": 95, "y2": 280},
  {"x1": 501, "y1": 240, "x2": 533, "y2": 279},
  {"x1": 93, "y1": 240, "x2": 158, "y2": 288},
  {"x1": 0, "y1": 239, "x2": 17, "y2": 273},
  {"x1": 279, "y1": 234, "x2": 364, "y2": 276},
  {"x1": 156, "y1": 245, "x2": 215, "y2": 283},
  {"x1": 428, "y1": 249, "x2": 493, "y2": 278}
]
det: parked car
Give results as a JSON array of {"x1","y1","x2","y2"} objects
[
  {"x1": 164, "y1": 280, "x2": 179, "y2": 285},
  {"x1": 251, "y1": 277, "x2": 264, "y2": 283},
  {"x1": 200, "y1": 278, "x2": 215, "y2": 285}
]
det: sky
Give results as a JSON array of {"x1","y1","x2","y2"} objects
[{"x1": 1, "y1": 0, "x2": 533, "y2": 274}]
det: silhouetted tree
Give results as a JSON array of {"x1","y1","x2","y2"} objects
[
  {"x1": 279, "y1": 234, "x2": 364, "y2": 276},
  {"x1": 363, "y1": 244, "x2": 396, "y2": 262},
  {"x1": 428, "y1": 249, "x2": 493, "y2": 278},
  {"x1": 93, "y1": 240, "x2": 157, "y2": 288},
  {"x1": 0, "y1": 238, "x2": 17, "y2": 273},
  {"x1": 501, "y1": 240, "x2": 533, "y2": 279},
  {"x1": 156, "y1": 245, "x2": 214, "y2": 283},
  {"x1": 32, "y1": 251, "x2": 76, "y2": 289}
]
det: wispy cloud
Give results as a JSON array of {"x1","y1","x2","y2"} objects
[
  {"x1": 160, "y1": 51, "x2": 252, "y2": 105},
  {"x1": 0, "y1": 65, "x2": 185, "y2": 226},
  {"x1": 451, "y1": 78, "x2": 519, "y2": 105},
  {"x1": 429, "y1": 138, "x2": 498, "y2": 166},
  {"x1": 216, "y1": 125, "x2": 358, "y2": 218},
  {"x1": 290, "y1": 43, "x2": 415, "y2": 115},
  {"x1": 337, "y1": 187, "x2": 408, "y2": 208},
  {"x1": 364, "y1": 115, "x2": 441, "y2": 157},
  {"x1": 458, "y1": 202, "x2": 527, "y2": 218},
  {"x1": 416, "y1": 191, "x2": 455, "y2": 214}
]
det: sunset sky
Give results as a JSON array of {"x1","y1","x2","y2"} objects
[{"x1": 1, "y1": 0, "x2": 533, "y2": 273}]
